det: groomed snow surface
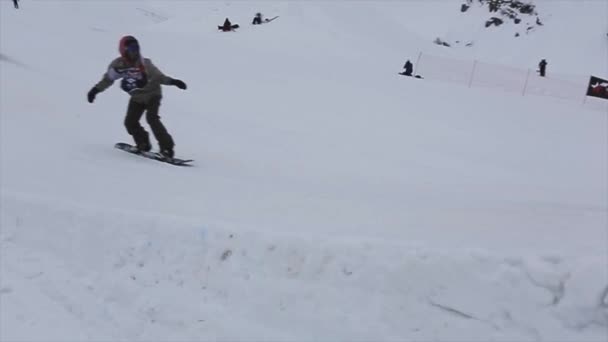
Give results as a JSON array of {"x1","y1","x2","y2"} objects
[{"x1": 1, "y1": 1, "x2": 607, "y2": 341}]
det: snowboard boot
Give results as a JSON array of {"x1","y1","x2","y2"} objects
[
  {"x1": 133, "y1": 130, "x2": 151, "y2": 152},
  {"x1": 159, "y1": 148, "x2": 174, "y2": 160},
  {"x1": 136, "y1": 141, "x2": 152, "y2": 153}
]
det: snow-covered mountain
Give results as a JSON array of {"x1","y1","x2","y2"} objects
[{"x1": 1, "y1": 1, "x2": 607, "y2": 341}]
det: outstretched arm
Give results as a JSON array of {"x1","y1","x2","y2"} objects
[
  {"x1": 146, "y1": 60, "x2": 173, "y2": 85},
  {"x1": 147, "y1": 59, "x2": 187, "y2": 89},
  {"x1": 94, "y1": 74, "x2": 115, "y2": 92},
  {"x1": 88, "y1": 62, "x2": 119, "y2": 103}
]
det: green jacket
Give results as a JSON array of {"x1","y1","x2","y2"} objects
[{"x1": 95, "y1": 57, "x2": 173, "y2": 103}]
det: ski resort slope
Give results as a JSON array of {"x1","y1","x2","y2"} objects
[{"x1": 1, "y1": 1, "x2": 607, "y2": 341}]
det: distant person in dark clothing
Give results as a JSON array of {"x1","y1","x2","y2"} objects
[
  {"x1": 252, "y1": 12, "x2": 263, "y2": 25},
  {"x1": 13, "y1": 0, "x2": 19, "y2": 9},
  {"x1": 218, "y1": 18, "x2": 239, "y2": 32},
  {"x1": 488, "y1": 0, "x2": 500, "y2": 12},
  {"x1": 401, "y1": 60, "x2": 413, "y2": 76},
  {"x1": 538, "y1": 59, "x2": 547, "y2": 77}
]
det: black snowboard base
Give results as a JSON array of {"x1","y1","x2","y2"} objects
[
  {"x1": 218, "y1": 24, "x2": 240, "y2": 31},
  {"x1": 115, "y1": 143, "x2": 193, "y2": 166}
]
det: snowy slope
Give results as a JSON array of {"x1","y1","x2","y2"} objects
[
  {"x1": 1, "y1": 1, "x2": 607, "y2": 341},
  {"x1": 386, "y1": 0, "x2": 608, "y2": 74}
]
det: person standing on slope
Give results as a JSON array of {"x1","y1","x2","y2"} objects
[
  {"x1": 13, "y1": 0, "x2": 19, "y2": 9},
  {"x1": 538, "y1": 59, "x2": 547, "y2": 77},
  {"x1": 87, "y1": 36, "x2": 187, "y2": 159}
]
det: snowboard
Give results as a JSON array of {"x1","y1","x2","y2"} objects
[
  {"x1": 253, "y1": 16, "x2": 279, "y2": 25},
  {"x1": 115, "y1": 143, "x2": 193, "y2": 166},
  {"x1": 218, "y1": 24, "x2": 240, "y2": 31},
  {"x1": 263, "y1": 16, "x2": 279, "y2": 23}
]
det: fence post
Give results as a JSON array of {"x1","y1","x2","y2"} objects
[
  {"x1": 522, "y1": 69, "x2": 531, "y2": 96},
  {"x1": 468, "y1": 60, "x2": 477, "y2": 88},
  {"x1": 414, "y1": 51, "x2": 422, "y2": 76}
]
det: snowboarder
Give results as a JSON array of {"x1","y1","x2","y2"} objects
[
  {"x1": 252, "y1": 12, "x2": 263, "y2": 25},
  {"x1": 13, "y1": 0, "x2": 19, "y2": 9},
  {"x1": 87, "y1": 36, "x2": 187, "y2": 159},
  {"x1": 538, "y1": 59, "x2": 547, "y2": 77},
  {"x1": 400, "y1": 60, "x2": 413, "y2": 76},
  {"x1": 218, "y1": 18, "x2": 239, "y2": 32}
]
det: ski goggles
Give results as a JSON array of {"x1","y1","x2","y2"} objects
[{"x1": 125, "y1": 42, "x2": 140, "y2": 53}]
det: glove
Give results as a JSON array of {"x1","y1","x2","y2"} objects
[
  {"x1": 171, "y1": 79, "x2": 187, "y2": 90},
  {"x1": 87, "y1": 87, "x2": 99, "y2": 103}
]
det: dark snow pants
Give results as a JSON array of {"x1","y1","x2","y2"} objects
[{"x1": 124, "y1": 95, "x2": 174, "y2": 151}]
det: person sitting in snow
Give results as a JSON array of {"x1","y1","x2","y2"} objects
[
  {"x1": 218, "y1": 18, "x2": 239, "y2": 32},
  {"x1": 252, "y1": 12, "x2": 263, "y2": 25},
  {"x1": 400, "y1": 60, "x2": 413, "y2": 76}
]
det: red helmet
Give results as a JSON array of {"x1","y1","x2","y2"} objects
[{"x1": 119, "y1": 35, "x2": 139, "y2": 58}]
